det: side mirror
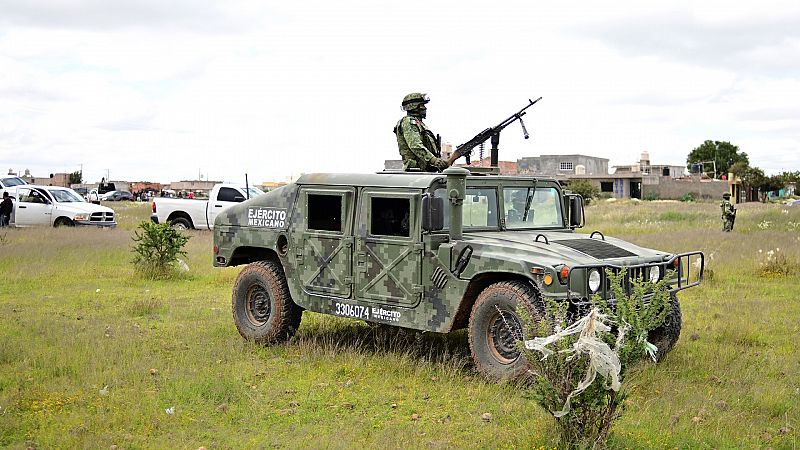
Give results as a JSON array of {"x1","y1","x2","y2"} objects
[
  {"x1": 422, "y1": 194, "x2": 444, "y2": 232},
  {"x1": 567, "y1": 194, "x2": 585, "y2": 228}
]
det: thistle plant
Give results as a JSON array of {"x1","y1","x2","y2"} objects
[{"x1": 520, "y1": 269, "x2": 674, "y2": 449}]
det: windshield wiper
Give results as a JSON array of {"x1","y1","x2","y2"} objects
[{"x1": 522, "y1": 181, "x2": 537, "y2": 222}]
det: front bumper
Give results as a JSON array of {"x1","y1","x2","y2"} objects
[
  {"x1": 552, "y1": 251, "x2": 704, "y2": 306},
  {"x1": 75, "y1": 220, "x2": 117, "y2": 228}
]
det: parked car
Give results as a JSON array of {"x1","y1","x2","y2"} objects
[
  {"x1": 8, "y1": 185, "x2": 116, "y2": 228},
  {"x1": 103, "y1": 191, "x2": 134, "y2": 201},
  {"x1": 0, "y1": 176, "x2": 27, "y2": 198},
  {"x1": 151, "y1": 184, "x2": 263, "y2": 230},
  {"x1": 72, "y1": 187, "x2": 88, "y2": 197}
]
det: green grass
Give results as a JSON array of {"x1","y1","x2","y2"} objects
[{"x1": 1, "y1": 200, "x2": 799, "y2": 448}]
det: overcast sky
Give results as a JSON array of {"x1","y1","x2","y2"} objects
[{"x1": 1, "y1": 0, "x2": 799, "y2": 184}]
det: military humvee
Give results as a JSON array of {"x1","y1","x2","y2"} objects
[{"x1": 213, "y1": 168, "x2": 704, "y2": 379}]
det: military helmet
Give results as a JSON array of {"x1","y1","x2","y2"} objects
[
  {"x1": 401, "y1": 92, "x2": 429, "y2": 111},
  {"x1": 723, "y1": 192, "x2": 731, "y2": 198}
]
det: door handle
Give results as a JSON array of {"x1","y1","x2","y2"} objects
[
  {"x1": 19, "y1": 205, "x2": 27, "y2": 209},
  {"x1": 214, "y1": 204, "x2": 223, "y2": 207}
]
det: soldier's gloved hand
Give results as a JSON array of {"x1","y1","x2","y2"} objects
[{"x1": 431, "y1": 158, "x2": 449, "y2": 171}]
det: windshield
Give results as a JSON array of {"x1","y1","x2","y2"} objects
[
  {"x1": 435, "y1": 187, "x2": 499, "y2": 229},
  {"x1": 503, "y1": 187, "x2": 563, "y2": 228},
  {"x1": 247, "y1": 187, "x2": 264, "y2": 197},
  {"x1": 48, "y1": 189, "x2": 85, "y2": 203},
  {"x1": 1, "y1": 177, "x2": 26, "y2": 187}
]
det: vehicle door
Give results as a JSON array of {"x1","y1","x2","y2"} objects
[
  {"x1": 14, "y1": 187, "x2": 53, "y2": 226},
  {"x1": 292, "y1": 187, "x2": 355, "y2": 298},
  {"x1": 354, "y1": 190, "x2": 422, "y2": 307},
  {"x1": 208, "y1": 187, "x2": 246, "y2": 228}
]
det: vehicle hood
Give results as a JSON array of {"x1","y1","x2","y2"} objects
[
  {"x1": 461, "y1": 230, "x2": 670, "y2": 267},
  {"x1": 54, "y1": 202, "x2": 115, "y2": 214}
]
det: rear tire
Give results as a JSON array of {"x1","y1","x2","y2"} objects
[
  {"x1": 648, "y1": 293, "x2": 682, "y2": 361},
  {"x1": 170, "y1": 217, "x2": 192, "y2": 230},
  {"x1": 232, "y1": 261, "x2": 303, "y2": 344},
  {"x1": 468, "y1": 280, "x2": 543, "y2": 380}
]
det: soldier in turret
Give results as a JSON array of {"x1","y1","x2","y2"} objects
[
  {"x1": 394, "y1": 93, "x2": 449, "y2": 172},
  {"x1": 720, "y1": 192, "x2": 736, "y2": 232}
]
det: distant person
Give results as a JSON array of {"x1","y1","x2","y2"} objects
[
  {"x1": 394, "y1": 92, "x2": 448, "y2": 172},
  {"x1": 0, "y1": 192, "x2": 12, "y2": 227},
  {"x1": 187, "y1": 191, "x2": 195, "y2": 199},
  {"x1": 720, "y1": 192, "x2": 736, "y2": 232}
]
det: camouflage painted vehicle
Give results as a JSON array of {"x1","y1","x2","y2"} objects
[{"x1": 213, "y1": 168, "x2": 704, "y2": 379}]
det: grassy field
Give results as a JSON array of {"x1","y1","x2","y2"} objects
[{"x1": 1, "y1": 199, "x2": 799, "y2": 449}]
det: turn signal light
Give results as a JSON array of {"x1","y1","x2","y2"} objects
[
  {"x1": 559, "y1": 265, "x2": 570, "y2": 280},
  {"x1": 543, "y1": 274, "x2": 553, "y2": 286}
]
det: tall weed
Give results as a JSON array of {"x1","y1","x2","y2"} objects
[{"x1": 131, "y1": 221, "x2": 190, "y2": 279}]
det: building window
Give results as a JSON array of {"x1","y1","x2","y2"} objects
[
  {"x1": 600, "y1": 182, "x2": 614, "y2": 193},
  {"x1": 559, "y1": 161, "x2": 574, "y2": 171}
]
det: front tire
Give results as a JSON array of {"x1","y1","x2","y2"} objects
[
  {"x1": 648, "y1": 293, "x2": 682, "y2": 361},
  {"x1": 232, "y1": 261, "x2": 303, "y2": 344},
  {"x1": 54, "y1": 217, "x2": 74, "y2": 227},
  {"x1": 468, "y1": 280, "x2": 543, "y2": 380}
]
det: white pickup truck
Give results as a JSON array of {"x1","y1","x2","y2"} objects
[
  {"x1": 8, "y1": 185, "x2": 116, "y2": 227},
  {"x1": 150, "y1": 184, "x2": 263, "y2": 230},
  {"x1": 0, "y1": 175, "x2": 27, "y2": 198}
]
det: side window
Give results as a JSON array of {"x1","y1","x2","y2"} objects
[
  {"x1": 308, "y1": 194, "x2": 342, "y2": 232},
  {"x1": 434, "y1": 188, "x2": 498, "y2": 229},
  {"x1": 217, "y1": 187, "x2": 242, "y2": 202},
  {"x1": 20, "y1": 189, "x2": 46, "y2": 204},
  {"x1": 371, "y1": 197, "x2": 410, "y2": 237}
]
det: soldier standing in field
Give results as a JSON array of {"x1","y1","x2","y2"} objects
[
  {"x1": 720, "y1": 192, "x2": 736, "y2": 232},
  {"x1": 394, "y1": 93, "x2": 449, "y2": 172}
]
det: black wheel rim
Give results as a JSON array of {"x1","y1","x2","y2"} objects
[
  {"x1": 245, "y1": 284, "x2": 271, "y2": 325},
  {"x1": 487, "y1": 309, "x2": 523, "y2": 364}
]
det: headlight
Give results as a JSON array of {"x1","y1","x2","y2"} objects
[
  {"x1": 649, "y1": 265, "x2": 661, "y2": 283},
  {"x1": 73, "y1": 214, "x2": 90, "y2": 221},
  {"x1": 588, "y1": 269, "x2": 601, "y2": 293}
]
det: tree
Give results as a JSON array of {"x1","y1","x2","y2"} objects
[
  {"x1": 566, "y1": 179, "x2": 599, "y2": 204},
  {"x1": 760, "y1": 175, "x2": 785, "y2": 200},
  {"x1": 779, "y1": 171, "x2": 800, "y2": 185},
  {"x1": 729, "y1": 161, "x2": 749, "y2": 181},
  {"x1": 686, "y1": 140, "x2": 749, "y2": 179},
  {"x1": 68, "y1": 170, "x2": 83, "y2": 185}
]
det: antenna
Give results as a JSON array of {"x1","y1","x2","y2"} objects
[{"x1": 245, "y1": 173, "x2": 250, "y2": 199}]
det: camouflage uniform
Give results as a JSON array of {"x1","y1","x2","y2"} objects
[
  {"x1": 720, "y1": 193, "x2": 736, "y2": 232},
  {"x1": 394, "y1": 93, "x2": 448, "y2": 172}
]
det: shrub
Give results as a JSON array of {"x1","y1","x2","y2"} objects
[
  {"x1": 758, "y1": 248, "x2": 797, "y2": 277},
  {"x1": 131, "y1": 221, "x2": 190, "y2": 279},
  {"x1": 566, "y1": 180, "x2": 600, "y2": 204},
  {"x1": 642, "y1": 191, "x2": 659, "y2": 201},
  {"x1": 680, "y1": 192, "x2": 696, "y2": 202},
  {"x1": 521, "y1": 269, "x2": 673, "y2": 449}
]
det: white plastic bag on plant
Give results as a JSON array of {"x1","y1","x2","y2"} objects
[{"x1": 524, "y1": 308, "x2": 625, "y2": 417}]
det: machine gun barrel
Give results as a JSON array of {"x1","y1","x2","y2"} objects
[{"x1": 447, "y1": 97, "x2": 541, "y2": 166}]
